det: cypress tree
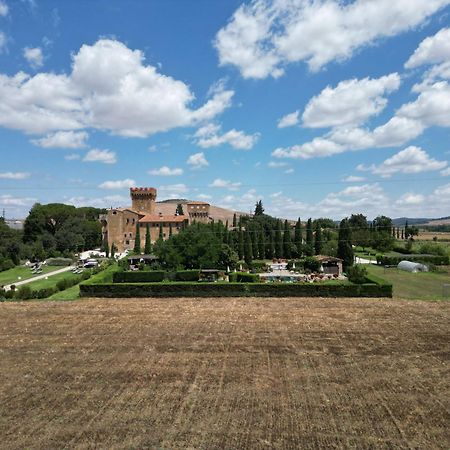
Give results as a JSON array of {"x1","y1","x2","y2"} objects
[
  {"x1": 134, "y1": 223, "x2": 141, "y2": 254},
  {"x1": 268, "y1": 231, "x2": 275, "y2": 260},
  {"x1": 169, "y1": 223, "x2": 173, "y2": 237},
  {"x1": 401, "y1": 229, "x2": 404, "y2": 240},
  {"x1": 232, "y1": 213, "x2": 237, "y2": 228},
  {"x1": 252, "y1": 224, "x2": 259, "y2": 259},
  {"x1": 244, "y1": 229, "x2": 253, "y2": 265},
  {"x1": 175, "y1": 203, "x2": 184, "y2": 215},
  {"x1": 238, "y1": 225, "x2": 244, "y2": 260},
  {"x1": 101, "y1": 235, "x2": 109, "y2": 258},
  {"x1": 144, "y1": 224, "x2": 152, "y2": 254},
  {"x1": 337, "y1": 219, "x2": 354, "y2": 270},
  {"x1": 258, "y1": 228, "x2": 265, "y2": 260},
  {"x1": 159, "y1": 223, "x2": 164, "y2": 240},
  {"x1": 314, "y1": 222, "x2": 323, "y2": 256},
  {"x1": 254, "y1": 200, "x2": 264, "y2": 216},
  {"x1": 404, "y1": 220, "x2": 409, "y2": 239},
  {"x1": 305, "y1": 218, "x2": 314, "y2": 256},
  {"x1": 110, "y1": 242, "x2": 116, "y2": 258},
  {"x1": 283, "y1": 220, "x2": 292, "y2": 259},
  {"x1": 294, "y1": 218, "x2": 302, "y2": 258},
  {"x1": 275, "y1": 220, "x2": 283, "y2": 258}
]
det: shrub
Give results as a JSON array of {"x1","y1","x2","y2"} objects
[
  {"x1": 228, "y1": 272, "x2": 259, "y2": 283},
  {"x1": 16, "y1": 285, "x2": 33, "y2": 300},
  {"x1": 35, "y1": 287, "x2": 57, "y2": 299},
  {"x1": 57, "y1": 279, "x2": 69, "y2": 291},
  {"x1": 46, "y1": 257, "x2": 73, "y2": 266},
  {"x1": 0, "y1": 258, "x2": 15, "y2": 272},
  {"x1": 304, "y1": 257, "x2": 321, "y2": 272},
  {"x1": 112, "y1": 271, "x2": 165, "y2": 283},
  {"x1": 250, "y1": 261, "x2": 268, "y2": 272},
  {"x1": 347, "y1": 265, "x2": 368, "y2": 284},
  {"x1": 175, "y1": 270, "x2": 200, "y2": 281},
  {"x1": 287, "y1": 260, "x2": 304, "y2": 270},
  {"x1": 377, "y1": 254, "x2": 449, "y2": 266}
]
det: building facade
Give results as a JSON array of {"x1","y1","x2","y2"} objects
[{"x1": 100, "y1": 187, "x2": 211, "y2": 252}]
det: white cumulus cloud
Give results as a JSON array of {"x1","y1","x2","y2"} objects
[
  {"x1": 23, "y1": 47, "x2": 44, "y2": 69},
  {"x1": 302, "y1": 74, "x2": 401, "y2": 128},
  {"x1": 0, "y1": 171, "x2": 30, "y2": 179},
  {"x1": 187, "y1": 152, "x2": 209, "y2": 169},
  {"x1": 0, "y1": 39, "x2": 234, "y2": 136},
  {"x1": 83, "y1": 149, "x2": 116, "y2": 164},
  {"x1": 0, "y1": 1, "x2": 8, "y2": 17},
  {"x1": 99, "y1": 179, "x2": 136, "y2": 190},
  {"x1": 405, "y1": 27, "x2": 450, "y2": 68},
  {"x1": 31, "y1": 130, "x2": 88, "y2": 148},
  {"x1": 194, "y1": 123, "x2": 259, "y2": 150},
  {"x1": 215, "y1": 0, "x2": 450, "y2": 78},
  {"x1": 209, "y1": 178, "x2": 242, "y2": 191},
  {"x1": 148, "y1": 166, "x2": 183, "y2": 176},
  {"x1": 277, "y1": 110, "x2": 299, "y2": 128}
]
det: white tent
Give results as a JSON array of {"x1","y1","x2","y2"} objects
[{"x1": 397, "y1": 261, "x2": 428, "y2": 273}]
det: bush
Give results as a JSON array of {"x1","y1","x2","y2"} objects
[
  {"x1": 57, "y1": 279, "x2": 69, "y2": 291},
  {"x1": 16, "y1": 285, "x2": 33, "y2": 300},
  {"x1": 0, "y1": 258, "x2": 15, "y2": 272},
  {"x1": 250, "y1": 261, "x2": 268, "y2": 272},
  {"x1": 347, "y1": 265, "x2": 368, "y2": 284},
  {"x1": 377, "y1": 254, "x2": 449, "y2": 266},
  {"x1": 228, "y1": 272, "x2": 259, "y2": 282},
  {"x1": 46, "y1": 257, "x2": 73, "y2": 266},
  {"x1": 113, "y1": 271, "x2": 165, "y2": 283},
  {"x1": 35, "y1": 287, "x2": 57, "y2": 299},
  {"x1": 304, "y1": 257, "x2": 321, "y2": 272},
  {"x1": 175, "y1": 270, "x2": 200, "y2": 281},
  {"x1": 287, "y1": 260, "x2": 304, "y2": 270}
]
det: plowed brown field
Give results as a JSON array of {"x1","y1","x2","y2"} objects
[{"x1": 0, "y1": 297, "x2": 449, "y2": 449}]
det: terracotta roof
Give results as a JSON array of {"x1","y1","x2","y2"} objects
[
  {"x1": 315, "y1": 255, "x2": 343, "y2": 262},
  {"x1": 139, "y1": 214, "x2": 187, "y2": 223},
  {"x1": 187, "y1": 201, "x2": 210, "y2": 205}
]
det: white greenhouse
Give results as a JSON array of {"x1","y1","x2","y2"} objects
[{"x1": 397, "y1": 261, "x2": 428, "y2": 273}]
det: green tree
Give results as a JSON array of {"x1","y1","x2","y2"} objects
[
  {"x1": 268, "y1": 231, "x2": 275, "y2": 260},
  {"x1": 294, "y1": 218, "x2": 303, "y2": 258},
  {"x1": 348, "y1": 214, "x2": 370, "y2": 250},
  {"x1": 337, "y1": 219, "x2": 354, "y2": 270},
  {"x1": 134, "y1": 223, "x2": 141, "y2": 254},
  {"x1": 252, "y1": 224, "x2": 259, "y2": 259},
  {"x1": 144, "y1": 224, "x2": 152, "y2": 254},
  {"x1": 110, "y1": 242, "x2": 117, "y2": 259},
  {"x1": 254, "y1": 200, "x2": 264, "y2": 216},
  {"x1": 305, "y1": 218, "x2": 314, "y2": 256},
  {"x1": 238, "y1": 225, "x2": 244, "y2": 260},
  {"x1": 314, "y1": 222, "x2": 323, "y2": 255},
  {"x1": 175, "y1": 203, "x2": 184, "y2": 215},
  {"x1": 232, "y1": 213, "x2": 237, "y2": 228},
  {"x1": 258, "y1": 228, "x2": 265, "y2": 260},
  {"x1": 101, "y1": 235, "x2": 109, "y2": 258},
  {"x1": 275, "y1": 220, "x2": 283, "y2": 258},
  {"x1": 283, "y1": 220, "x2": 292, "y2": 259},
  {"x1": 159, "y1": 223, "x2": 164, "y2": 241},
  {"x1": 244, "y1": 230, "x2": 253, "y2": 265}
]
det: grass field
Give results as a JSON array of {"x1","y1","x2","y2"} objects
[
  {"x1": 24, "y1": 270, "x2": 82, "y2": 291},
  {"x1": 366, "y1": 264, "x2": 450, "y2": 300},
  {"x1": 0, "y1": 297, "x2": 448, "y2": 449},
  {"x1": 48, "y1": 283, "x2": 80, "y2": 300},
  {"x1": 0, "y1": 265, "x2": 60, "y2": 286}
]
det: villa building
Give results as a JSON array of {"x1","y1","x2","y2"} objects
[{"x1": 100, "y1": 187, "x2": 211, "y2": 252}]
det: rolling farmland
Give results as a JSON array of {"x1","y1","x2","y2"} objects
[{"x1": 0, "y1": 297, "x2": 449, "y2": 449}]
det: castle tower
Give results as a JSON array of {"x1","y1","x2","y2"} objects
[{"x1": 130, "y1": 187, "x2": 157, "y2": 214}]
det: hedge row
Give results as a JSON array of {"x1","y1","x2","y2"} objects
[
  {"x1": 228, "y1": 272, "x2": 259, "y2": 283},
  {"x1": 113, "y1": 271, "x2": 165, "y2": 283},
  {"x1": 80, "y1": 279, "x2": 392, "y2": 298},
  {"x1": 377, "y1": 254, "x2": 449, "y2": 266}
]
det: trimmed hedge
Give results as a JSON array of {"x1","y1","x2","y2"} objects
[
  {"x1": 377, "y1": 254, "x2": 449, "y2": 266},
  {"x1": 46, "y1": 257, "x2": 73, "y2": 266},
  {"x1": 113, "y1": 270, "x2": 165, "y2": 283},
  {"x1": 228, "y1": 272, "x2": 260, "y2": 283},
  {"x1": 80, "y1": 279, "x2": 392, "y2": 298},
  {"x1": 175, "y1": 270, "x2": 200, "y2": 281}
]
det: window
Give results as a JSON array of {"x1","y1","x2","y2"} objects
[
  {"x1": 129, "y1": 233, "x2": 132, "y2": 237},
  {"x1": 126, "y1": 218, "x2": 129, "y2": 224},
  {"x1": 125, "y1": 240, "x2": 129, "y2": 245},
  {"x1": 124, "y1": 234, "x2": 127, "y2": 238}
]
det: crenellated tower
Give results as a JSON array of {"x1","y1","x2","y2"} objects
[{"x1": 130, "y1": 187, "x2": 157, "y2": 214}]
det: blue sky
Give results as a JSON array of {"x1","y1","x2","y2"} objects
[{"x1": 1, "y1": 0, "x2": 450, "y2": 220}]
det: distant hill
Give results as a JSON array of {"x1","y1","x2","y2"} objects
[{"x1": 392, "y1": 216, "x2": 450, "y2": 227}]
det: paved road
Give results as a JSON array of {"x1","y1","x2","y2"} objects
[{"x1": 4, "y1": 266, "x2": 75, "y2": 291}]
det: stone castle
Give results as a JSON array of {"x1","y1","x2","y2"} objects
[{"x1": 100, "y1": 187, "x2": 210, "y2": 252}]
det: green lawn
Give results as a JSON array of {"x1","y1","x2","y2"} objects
[
  {"x1": 366, "y1": 264, "x2": 450, "y2": 301},
  {"x1": 0, "y1": 265, "x2": 61, "y2": 286},
  {"x1": 48, "y1": 284, "x2": 80, "y2": 301},
  {"x1": 25, "y1": 271, "x2": 81, "y2": 291}
]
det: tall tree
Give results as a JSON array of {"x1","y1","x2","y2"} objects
[
  {"x1": 283, "y1": 220, "x2": 292, "y2": 259},
  {"x1": 275, "y1": 220, "x2": 283, "y2": 258},
  {"x1": 232, "y1": 213, "x2": 237, "y2": 228},
  {"x1": 254, "y1": 200, "x2": 264, "y2": 216},
  {"x1": 252, "y1": 224, "x2": 259, "y2": 259},
  {"x1": 144, "y1": 224, "x2": 152, "y2": 254},
  {"x1": 159, "y1": 223, "x2": 164, "y2": 241},
  {"x1": 101, "y1": 234, "x2": 109, "y2": 258},
  {"x1": 238, "y1": 225, "x2": 244, "y2": 260},
  {"x1": 110, "y1": 242, "x2": 117, "y2": 259},
  {"x1": 305, "y1": 218, "x2": 314, "y2": 256},
  {"x1": 244, "y1": 229, "x2": 253, "y2": 265},
  {"x1": 268, "y1": 231, "x2": 275, "y2": 260},
  {"x1": 348, "y1": 214, "x2": 369, "y2": 250},
  {"x1": 294, "y1": 218, "x2": 303, "y2": 258},
  {"x1": 337, "y1": 219, "x2": 353, "y2": 270},
  {"x1": 258, "y1": 228, "x2": 265, "y2": 260},
  {"x1": 169, "y1": 223, "x2": 173, "y2": 237},
  {"x1": 133, "y1": 223, "x2": 141, "y2": 254},
  {"x1": 314, "y1": 222, "x2": 323, "y2": 255},
  {"x1": 175, "y1": 203, "x2": 184, "y2": 215}
]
